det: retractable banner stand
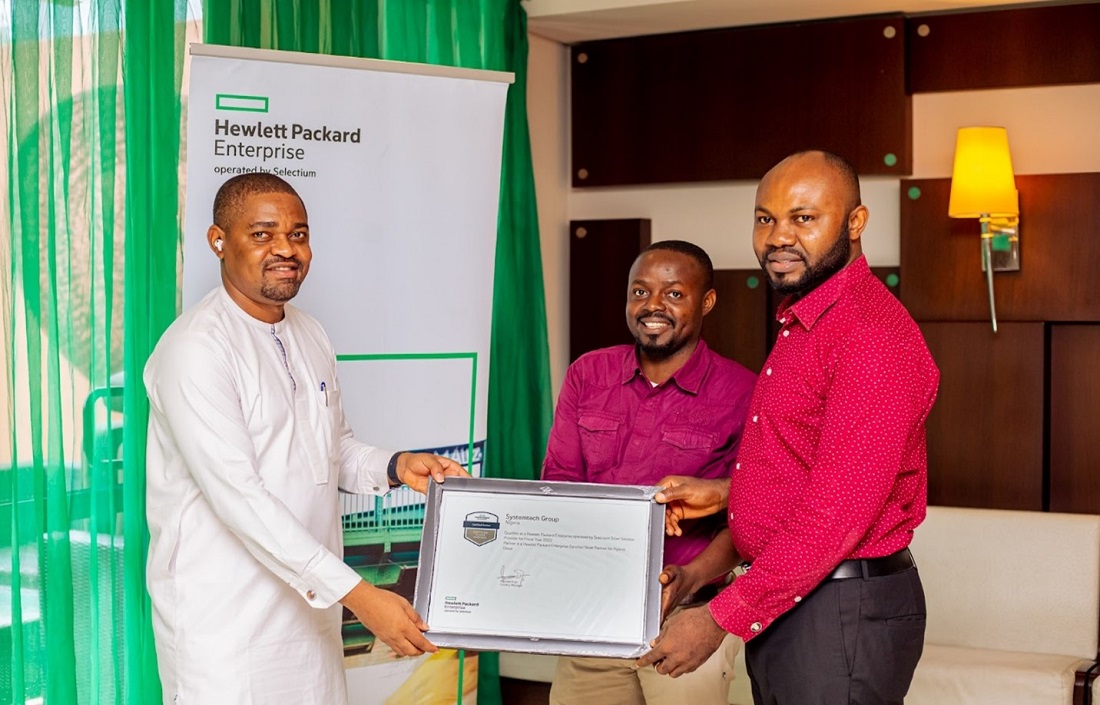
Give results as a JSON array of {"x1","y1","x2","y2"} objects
[{"x1": 183, "y1": 44, "x2": 512, "y2": 704}]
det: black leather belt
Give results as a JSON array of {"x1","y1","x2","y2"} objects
[{"x1": 825, "y1": 548, "x2": 915, "y2": 581}]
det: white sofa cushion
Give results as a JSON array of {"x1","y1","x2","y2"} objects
[
  {"x1": 908, "y1": 644, "x2": 1089, "y2": 705},
  {"x1": 911, "y1": 506, "x2": 1100, "y2": 658}
]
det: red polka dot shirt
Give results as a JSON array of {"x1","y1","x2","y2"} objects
[{"x1": 708, "y1": 255, "x2": 939, "y2": 640}]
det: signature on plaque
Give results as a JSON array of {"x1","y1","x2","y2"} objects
[{"x1": 498, "y1": 564, "x2": 531, "y2": 588}]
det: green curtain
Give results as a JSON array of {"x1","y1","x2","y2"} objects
[
  {"x1": 120, "y1": 2, "x2": 189, "y2": 703},
  {"x1": 202, "y1": 1, "x2": 553, "y2": 701},
  {"x1": 2, "y1": 1, "x2": 186, "y2": 703}
]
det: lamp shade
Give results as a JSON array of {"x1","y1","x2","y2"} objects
[{"x1": 948, "y1": 126, "x2": 1019, "y2": 218}]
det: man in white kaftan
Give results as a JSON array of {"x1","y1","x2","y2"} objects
[{"x1": 145, "y1": 173, "x2": 462, "y2": 704}]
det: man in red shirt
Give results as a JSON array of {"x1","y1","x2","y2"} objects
[
  {"x1": 543, "y1": 240, "x2": 756, "y2": 705},
  {"x1": 638, "y1": 151, "x2": 939, "y2": 705}
]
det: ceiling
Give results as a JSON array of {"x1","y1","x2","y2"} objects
[{"x1": 523, "y1": 0, "x2": 1070, "y2": 43}]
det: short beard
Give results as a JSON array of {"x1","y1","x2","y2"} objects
[
  {"x1": 261, "y1": 279, "x2": 302, "y2": 302},
  {"x1": 764, "y1": 227, "x2": 851, "y2": 297},
  {"x1": 636, "y1": 335, "x2": 682, "y2": 360},
  {"x1": 633, "y1": 314, "x2": 683, "y2": 360},
  {"x1": 260, "y1": 255, "x2": 304, "y2": 302}
]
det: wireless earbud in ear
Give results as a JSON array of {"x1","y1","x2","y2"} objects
[{"x1": 214, "y1": 239, "x2": 224, "y2": 252}]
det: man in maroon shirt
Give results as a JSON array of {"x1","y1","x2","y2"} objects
[
  {"x1": 542, "y1": 240, "x2": 756, "y2": 705},
  {"x1": 638, "y1": 151, "x2": 939, "y2": 705}
]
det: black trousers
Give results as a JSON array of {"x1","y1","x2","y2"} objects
[{"x1": 744, "y1": 567, "x2": 926, "y2": 705}]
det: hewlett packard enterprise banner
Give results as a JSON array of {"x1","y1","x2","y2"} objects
[{"x1": 183, "y1": 44, "x2": 511, "y2": 704}]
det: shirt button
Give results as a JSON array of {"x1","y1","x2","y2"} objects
[
  {"x1": 736, "y1": 462, "x2": 741, "y2": 470},
  {"x1": 782, "y1": 330, "x2": 790, "y2": 338},
  {"x1": 793, "y1": 596, "x2": 802, "y2": 603},
  {"x1": 750, "y1": 622, "x2": 762, "y2": 633},
  {"x1": 306, "y1": 590, "x2": 317, "y2": 600},
  {"x1": 752, "y1": 415, "x2": 759, "y2": 423},
  {"x1": 766, "y1": 368, "x2": 772, "y2": 376},
  {"x1": 779, "y1": 317, "x2": 786, "y2": 324}
]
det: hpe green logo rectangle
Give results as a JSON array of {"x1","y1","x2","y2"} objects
[{"x1": 215, "y1": 94, "x2": 269, "y2": 113}]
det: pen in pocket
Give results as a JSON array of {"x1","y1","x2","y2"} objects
[{"x1": 320, "y1": 381, "x2": 328, "y2": 406}]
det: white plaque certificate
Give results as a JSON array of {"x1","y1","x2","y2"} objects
[{"x1": 413, "y1": 477, "x2": 665, "y2": 657}]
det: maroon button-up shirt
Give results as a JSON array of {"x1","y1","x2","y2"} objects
[
  {"x1": 542, "y1": 340, "x2": 756, "y2": 568},
  {"x1": 709, "y1": 256, "x2": 939, "y2": 640}
]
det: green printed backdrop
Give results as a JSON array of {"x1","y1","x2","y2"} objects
[{"x1": 1, "y1": 1, "x2": 551, "y2": 702}]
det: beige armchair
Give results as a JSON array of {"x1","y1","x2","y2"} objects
[{"x1": 908, "y1": 505, "x2": 1100, "y2": 704}]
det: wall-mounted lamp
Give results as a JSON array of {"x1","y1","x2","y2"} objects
[{"x1": 948, "y1": 126, "x2": 1020, "y2": 333}]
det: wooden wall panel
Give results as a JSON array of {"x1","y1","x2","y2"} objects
[
  {"x1": 900, "y1": 173, "x2": 1100, "y2": 322},
  {"x1": 1050, "y1": 325, "x2": 1100, "y2": 514},
  {"x1": 571, "y1": 14, "x2": 910, "y2": 187},
  {"x1": 919, "y1": 322, "x2": 1044, "y2": 510},
  {"x1": 908, "y1": 3, "x2": 1100, "y2": 93},
  {"x1": 568, "y1": 219, "x2": 650, "y2": 361},
  {"x1": 704, "y1": 270, "x2": 770, "y2": 373}
]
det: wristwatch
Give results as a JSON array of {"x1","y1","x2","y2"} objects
[{"x1": 387, "y1": 451, "x2": 405, "y2": 487}]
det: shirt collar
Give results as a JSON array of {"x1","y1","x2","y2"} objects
[
  {"x1": 619, "y1": 339, "x2": 711, "y2": 395},
  {"x1": 779, "y1": 255, "x2": 871, "y2": 330}
]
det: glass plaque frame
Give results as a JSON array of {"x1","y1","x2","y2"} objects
[{"x1": 413, "y1": 476, "x2": 665, "y2": 657}]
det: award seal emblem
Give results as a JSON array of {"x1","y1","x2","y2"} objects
[{"x1": 463, "y1": 511, "x2": 500, "y2": 546}]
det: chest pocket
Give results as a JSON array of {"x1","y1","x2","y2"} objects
[
  {"x1": 300, "y1": 384, "x2": 341, "y2": 485},
  {"x1": 658, "y1": 427, "x2": 718, "y2": 476},
  {"x1": 319, "y1": 385, "x2": 344, "y2": 484},
  {"x1": 578, "y1": 411, "x2": 623, "y2": 475}
]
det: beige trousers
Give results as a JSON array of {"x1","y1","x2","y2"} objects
[{"x1": 549, "y1": 633, "x2": 741, "y2": 705}]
